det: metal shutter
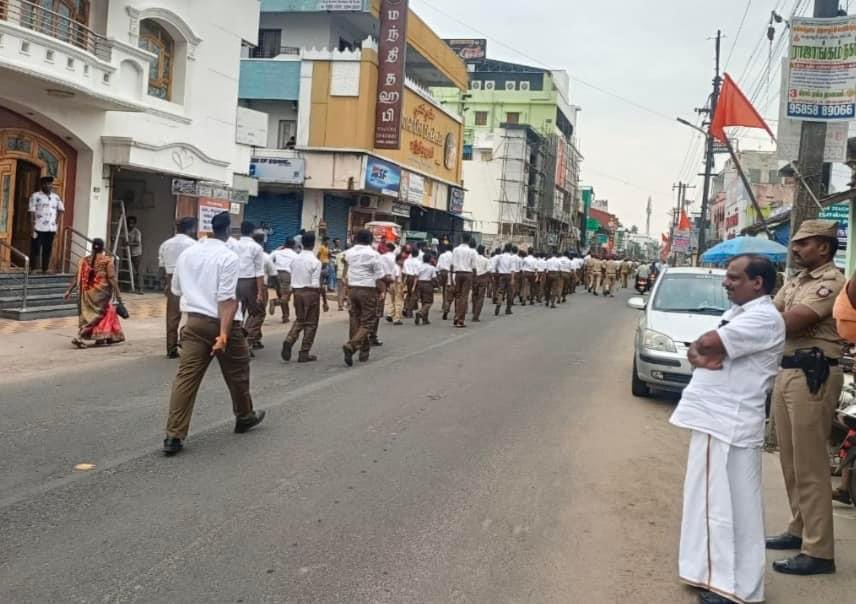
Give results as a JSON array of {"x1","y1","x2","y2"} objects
[
  {"x1": 244, "y1": 192, "x2": 303, "y2": 251},
  {"x1": 323, "y1": 194, "x2": 350, "y2": 244}
]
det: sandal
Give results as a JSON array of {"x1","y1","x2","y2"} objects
[{"x1": 71, "y1": 338, "x2": 87, "y2": 349}]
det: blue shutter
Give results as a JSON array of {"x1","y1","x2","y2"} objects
[
  {"x1": 244, "y1": 192, "x2": 303, "y2": 251},
  {"x1": 323, "y1": 194, "x2": 350, "y2": 244}
]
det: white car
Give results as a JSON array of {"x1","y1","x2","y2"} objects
[{"x1": 628, "y1": 267, "x2": 728, "y2": 396}]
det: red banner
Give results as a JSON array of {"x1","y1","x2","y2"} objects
[{"x1": 374, "y1": 0, "x2": 409, "y2": 149}]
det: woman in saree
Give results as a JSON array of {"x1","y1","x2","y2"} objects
[{"x1": 64, "y1": 238, "x2": 125, "y2": 348}]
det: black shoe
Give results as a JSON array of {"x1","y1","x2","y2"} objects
[
  {"x1": 472, "y1": 317, "x2": 480, "y2": 322},
  {"x1": 343, "y1": 346, "x2": 354, "y2": 367},
  {"x1": 423, "y1": 319, "x2": 431, "y2": 325},
  {"x1": 297, "y1": 353, "x2": 317, "y2": 363},
  {"x1": 162, "y1": 437, "x2": 183, "y2": 456},
  {"x1": 772, "y1": 554, "x2": 835, "y2": 575},
  {"x1": 234, "y1": 410, "x2": 266, "y2": 434},
  {"x1": 521, "y1": 301, "x2": 527, "y2": 306},
  {"x1": 281, "y1": 340, "x2": 293, "y2": 362},
  {"x1": 167, "y1": 350, "x2": 180, "y2": 359},
  {"x1": 393, "y1": 321, "x2": 403, "y2": 326},
  {"x1": 358, "y1": 352, "x2": 370, "y2": 362},
  {"x1": 698, "y1": 591, "x2": 737, "y2": 604},
  {"x1": 766, "y1": 532, "x2": 802, "y2": 550},
  {"x1": 832, "y1": 488, "x2": 853, "y2": 505},
  {"x1": 386, "y1": 316, "x2": 393, "y2": 323},
  {"x1": 551, "y1": 304, "x2": 557, "y2": 309},
  {"x1": 370, "y1": 338, "x2": 383, "y2": 347},
  {"x1": 495, "y1": 305, "x2": 501, "y2": 316},
  {"x1": 593, "y1": 292, "x2": 599, "y2": 296},
  {"x1": 505, "y1": 309, "x2": 512, "y2": 315},
  {"x1": 252, "y1": 342, "x2": 264, "y2": 350},
  {"x1": 415, "y1": 314, "x2": 422, "y2": 326},
  {"x1": 442, "y1": 311, "x2": 449, "y2": 320}
]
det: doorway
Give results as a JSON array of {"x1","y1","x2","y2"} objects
[{"x1": 12, "y1": 160, "x2": 40, "y2": 253}]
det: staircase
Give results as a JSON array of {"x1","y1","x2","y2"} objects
[{"x1": 0, "y1": 272, "x2": 78, "y2": 320}]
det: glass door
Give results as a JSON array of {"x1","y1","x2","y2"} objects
[{"x1": 0, "y1": 159, "x2": 17, "y2": 267}]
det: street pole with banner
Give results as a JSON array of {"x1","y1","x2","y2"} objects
[{"x1": 698, "y1": 30, "x2": 722, "y2": 260}]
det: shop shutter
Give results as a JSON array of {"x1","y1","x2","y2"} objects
[
  {"x1": 244, "y1": 192, "x2": 303, "y2": 251},
  {"x1": 323, "y1": 194, "x2": 350, "y2": 244}
]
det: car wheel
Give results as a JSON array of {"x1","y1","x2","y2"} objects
[{"x1": 632, "y1": 358, "x2": 651, "y2": 398}]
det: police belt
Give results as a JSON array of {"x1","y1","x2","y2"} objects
[{"x1": 781, "y1": 355, "x2": 838, "y2": 369}]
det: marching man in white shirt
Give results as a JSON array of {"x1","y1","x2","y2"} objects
[
  {"x1": 450, "y1": 234, "x2": 478, "y2": 328},
  {"x1": 471, "y1": 245, "x2": 491, "y2": 323},
  {"x1": 29, "y1": 175, "x2": 64, "y2": 273},
  {"x1": 281, "y1": 231, "x2": 323, "y2": 363},
  {"x1": 270, "y1": 239, "x2": 298, "y2": 324},
  {"x1": 670, "y1": 254, "x2": 785, "y2": 604},
  {"x1": 163, "y1": 212, "x2": 265, "y2": 456},
  {"x1": 437, "y1": 245, "x2": 453, "y2": 321},
  {"x1": 341, "y1": 229, "x2": 386, "y2": 366},
  {"x1": 227, "y1": 222, "x2": 266, "y2": 351},
  {"x1": 158, "y1": 217, "x2": 197, "y2": 358}
]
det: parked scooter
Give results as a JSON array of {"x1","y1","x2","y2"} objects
[{"x1": 634, "y1": 275, "x2": 650, "y2": 295}]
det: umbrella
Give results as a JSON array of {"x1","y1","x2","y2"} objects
[{"x1": 701, "y1": 236, "x2": 788, "y2": 264}]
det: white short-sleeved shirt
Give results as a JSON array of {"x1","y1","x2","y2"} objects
[
  {"x1": 511, "y1": 255, "x2": 523, "y2": 273},
  {"x1": 558, "y1": 257, "x2": 572, "y2": 273},
  {"x1": 403, "y1": 255, "x2": 422, "y2": 276},
  {"x1": 28, "y1": 191, "x2": 64, "y2": 233},
  {"x1": 381, "y1": 251, "x2": 397, "y2": 278},
  {"x1": 227, "y1": 236, "x2": 265, "y2": 279},
  {"x1": 670, "y1": 296, "x2": 785, "y2": 448},
  {"x1": 495, "y1": 253, "x2": 514, "y2": 275},
  {"x1": 344, "y1": 244, "x2": 385, "y2": 287},
  {"x1": 437, "y1": 250, "x2": 453, "y2": 272},
  {"x1": 172, "y1": 238, "x2": 241, "y2": 321},
  {"x1": 536, "y1": 258, "x2": 548, "y2": 272},
  {"x1": 158, "y1": 233, "x2": 196, "y2": 274},
  {"x1": 271, "y1": 247, "x2": 298, "y2": 273},
  {"x1": 451, "y1": 244, "x2": 477, "y2": 272},
  {"x1": 417, "y1": 262, "x2": 438, "y2": 281},
  {"x1": 545, "y1": 257, "x2": 561, "y2": 271},
  {"x1": 290, "y1": 250, "x2": 322, "y2": 288},
  {"x1": 523, "y1": 256, "x2": 538, "y2": 272},
  {"x1": 475, "y1": 255, "x2": 491, "y2": 276},
  {"x1": 262, "y1": 252, "x2": 277, "y2": 279}
]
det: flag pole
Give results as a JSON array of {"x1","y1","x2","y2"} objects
[{"x1": 722, "y1": 137, "x2": 774, "y2": 238}]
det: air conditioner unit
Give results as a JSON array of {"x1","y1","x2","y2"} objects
[
  {"x1": 519, "y1": 81, "x2": 531, "y2": 91},
  {"x1": 484, "y1": 81, "x2": 496, "y2": 91},
  {"x1": 358, "y1": 196, "x2": 379, "y2": 209},
  {"x1": 471, "y1": 80, "x2": 482, "y2": 90},
  {"x1": 505, "y1": 81, "x2": 516, "y2": 91}
]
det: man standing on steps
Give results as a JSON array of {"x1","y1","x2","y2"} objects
[
  {"x1": 270, "y1": 240, "x2": 298, "y2": 324},
  {"x1": 29, "y1": 175, "x2": 64, "y2": 273},
  {"x1": 163, "y1": 212, "x2": 265, "y2": 456},
  {"x1": 766, "y1": 220, "x2": 845, "y2": 577},
  {"x1": 281, "y1": 231, "x2": 322, "y2": 364},
  {"x1": 437, "y1": 244, "x2": 453, "y2": 321},
  {"x1": 471, "y1": 244, "x2": 490, "y2": 323},
  {"x1": 341, "y1": 229, "x2": 385, "y2": 367},
  {"x1": 228, "y1": 221, "x2": 266, "y2": 351},
  {"x1": 670, "y1": 254, "x2": 784, "y2": 604},
  {"x1": 493, "y1": 243, "x2": 514, "y2": 316},
  {"x1": 450, "y1": 234, "x2": 478, "y2": 328},
  {"x1": 158, "y1": 217, "x2": 197, "y2": 359}
]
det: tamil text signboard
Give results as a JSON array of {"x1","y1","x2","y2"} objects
[
  {"x1": 443, "y1": 39, "x2": 487, "y2": 63},
  {"x1": 374, "y1": 0, "x2": 409, "y2": 149},
  {"x1": 820, "y1": 201, "x2": 849, "y2": 269},
  {"x1": 787, "y1": 16, "x2": 856, "y2": 121}
]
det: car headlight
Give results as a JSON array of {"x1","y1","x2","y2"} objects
[{"x1": 642, "y1": 329, "x2": 677, "y2": 353}]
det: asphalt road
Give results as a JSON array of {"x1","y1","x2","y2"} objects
[{"x1": 1, "y1": 290, "x2": 853, "y2": 602}]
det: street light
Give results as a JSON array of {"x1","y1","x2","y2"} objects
[{"x1": 676, "y1": 117, "x2": 709, "y2": 138}]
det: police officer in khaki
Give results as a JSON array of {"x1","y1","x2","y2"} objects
[
  {"x1": 590, "y1": 254, "x2": 604, "y2": 295},
  {"x1": 602, "y1": 256, "x2": 618, "y2": 297},
  {"x1": 766, "y1": 219, "x2": 844, "y2": 576}
]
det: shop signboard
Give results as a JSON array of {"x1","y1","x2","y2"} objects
[
  {"x1": 391, "y1": 201, "x2": 411, "y2": 217},
  {"x1": 672, "y1": 230, "x2": 691, "y2": 253},
  {"x1": 250, "y1": 157, "x2": 306, "y2": 184},
  {"x1": 820, "y1": 201, "x2": 849, "y2": 268},
  {"x1": 787, "y1": 16, "x2": 856, "y2": 121},
  {"x1": 443, "y1": 38, "x2": 487, "y2": 63},
  {"x1": 172, "y1": 178, "x2": 249, "y2": 203},
  {"x1": 364, "y1": 156, "x2": 401, "y2": 197},
  {"x1": 260, "y1": 1, "x2": 367, "y2": 11},
  {"x1": 448, "y1": 187, "x2": 465, "y2": 215},
  {"x1": 374, "y1": 0, "x2": 409, "y2": 149},
  {"x1": 198, "y1": 198, "x2": 231, "y2": 234},
  {"x1": 236, "y1": 106, "x2": 268, "y2": 147},
  {"x1": 402, "y1": 171, "x2": 425, "y2": 205}
]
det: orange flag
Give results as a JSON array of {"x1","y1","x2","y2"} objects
[
  {"x1": 709, "y1": 73, "x2": 774, "y2": 143},
  {"x1": 678, "y1": 209, "x2": 691, "y2": 231}
]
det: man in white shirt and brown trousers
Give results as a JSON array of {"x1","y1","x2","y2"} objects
[
  {"x1": 437, "y1": 245, "x2": 453, "y2": 320},
  {"x1": 471, "y1": 244, "x2": 491, "y2": 322},
  {"x1": 228, "y1": 221, "x2": 266, "y2": 350},
  {"x1": 451, "y1": 234, "x2": 478, "y2": 328},
  {"x1": 270, "y1": 240, "x2": 298, "y2": 324},
  {"x1": 281, "y1": 231, "x2": 322, "y2": 363},
  {"x1": 342, "y1": 229, "x2": 385, "y2": 366},
  {"x1": 158, "y1": 217, "x2": 197, "y2": 359},
  {"x1": 670, "y1": 254, "x2": 785, "y2": 604},
  {"x1": 163, "y1": 212, "x2": 265, "y2": 456}
]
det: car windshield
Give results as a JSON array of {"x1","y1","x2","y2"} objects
[{"x1": 652, "y1": 273, "x2": 729, "y2": 314}]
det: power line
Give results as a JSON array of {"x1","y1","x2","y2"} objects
[{"x1": 724, "y1": 0, "x2": 753, "y2": 70}]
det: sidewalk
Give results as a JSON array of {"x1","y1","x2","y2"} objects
[{"x1": 0, "y1": 293, "x2": 352, "y2": 385}]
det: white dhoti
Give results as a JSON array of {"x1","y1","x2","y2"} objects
[{"x1": 679, "y1": 431, "x2": 766, "y2": 604}]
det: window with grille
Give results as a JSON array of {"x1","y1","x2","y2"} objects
[
  {"x1": 506, "y1": 112, "x2": 520, "y2": 124},
  {"x1": 139, "y1": 20, "x2": 174, "y2": 100},
  {"x1": 474, "y1": 111, "x2": 488, "y2": 126}
]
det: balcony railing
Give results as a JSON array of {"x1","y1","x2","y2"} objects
[
  {"x1": 0, "y1": 0, "x2": 111, "y2": 61},
  {"x1": 250, "y1": 45, "x2": 301, "y2": 59}
]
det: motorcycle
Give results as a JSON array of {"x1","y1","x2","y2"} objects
[
  {"x1": 833, "y1": 403, "x2": 856, "y2": 506},
  {"x1": 634, "y1": 275, "x2": 650, "y2": 295}
]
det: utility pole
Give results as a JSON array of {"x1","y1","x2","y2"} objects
[
  {"x1": 645, "y1": 195, "x2": 652, "y2": 237},
  {"x1": 698, "y1": 30, "x2": 722, "y2": 258},
  {"x1": 790, "y1": 0, "x2": 840, "y2": 242}
]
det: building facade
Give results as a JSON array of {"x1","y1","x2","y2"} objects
[
  {"x1": 0, "y1": 0, "x2": 261, "y2": 279},
  {"x1": 238, "y1": 0, "x2": 469, "y2": 249}
]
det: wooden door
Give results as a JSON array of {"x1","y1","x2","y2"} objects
[{"x1": 0, "y1": 159, "x2": 16, "y2": 267}]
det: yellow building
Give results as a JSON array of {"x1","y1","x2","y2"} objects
[{"x1": 239, "y1": 2, "x2": 470, "y2": 246}]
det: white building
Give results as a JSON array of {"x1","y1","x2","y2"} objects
[{"x1": 0, "y1": 0, "x2": 261, "y2": 281}]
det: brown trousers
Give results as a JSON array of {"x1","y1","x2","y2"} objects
[
  {"x1": 417, "y1": 281, "x2": 434, "y2": 319},
  {"x1": 276, "y1": 271, "x2": 292, "y2": 322},
  {"x1": 165, "y1": 274, "x2": 182, "y2": 355},
  {"x1": 404, "y1": 275, "x2": 418, "y2": 315},
  {"x1": 493, "y1": 274, "x2": 512, "y2": 310},
  {"x1": 523, "y1": 272, "x2": 536, "y2": 302},
  {"x1": 369, "y1": 281, "x2": 387, "y2": 337},
  {"x1": 166, "y1": 314, "x2": 254, "y2": 439},
  {"x1": 561, "y1": 273, "x2": 571, "y2": 300},
  {"x1": 471, "y1": 274, "x2": 489, "y2": 320},
  {"x1": 546, "y1": 271, "x2": 562, "y2": 304},
  {"x1": 345, "y1": 286, "x2": 378, "y2": 354},
  {"x1": 238, "y1": 278, "x2": 265, "y2": 345},
  {"x1": 773, "y1": 367, "x2": 843, "y2": 559},
  {"x1": 286, "y1": 288, "x2": 321, "y2": 353},
  {"x1": 453, "y1": 271, "x2": 473, "y2": 323},
  {"x1": 439, "y1": 270, "x2": 451, "y2": 313}
]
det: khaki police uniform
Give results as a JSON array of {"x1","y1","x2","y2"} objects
[
  {"x1": 772, "y1": 220, "x2": 845, "y2": 561},
  {"x1": 620, "y1": 260, "x2": 632, "y2": 288},
  {"x1": 603, "y1": 260, "x2": 618, "y2": 296},
  {"x1": 590, "y1": 258, "x2": 603, "y2": 294}
]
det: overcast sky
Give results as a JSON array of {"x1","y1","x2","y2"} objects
[{"x1": 411, "y1": 0, "x2": 834, "y2": 237}]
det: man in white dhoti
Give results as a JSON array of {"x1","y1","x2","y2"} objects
[{"x1": 670, "y1": 255, "x2": 786, "y2": 604}]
